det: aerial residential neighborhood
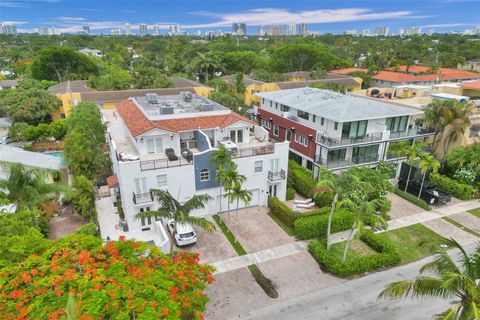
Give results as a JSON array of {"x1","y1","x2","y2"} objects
[{"x1": 0, "y1": 1, "x2": 480, "y2": 319}]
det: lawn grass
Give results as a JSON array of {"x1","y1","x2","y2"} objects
[
  {"x1": 212, "y1": 214, "x2": 247, "y2": 256},
  {"x1": 442, "y1": 216, "x2": 480, "y2": 238},
  {"x1": 266, "y1": 210, "x2": 295, "y2": 236},
  {"x1": 468, "y1": 208, "x2": 480, "y2": 219},
  {"x1": 328, "y1": 239, "x2": 377, "y2": 260},
  {"x1": 378, "y1": 224, "x2": 446, "y2": 263}
]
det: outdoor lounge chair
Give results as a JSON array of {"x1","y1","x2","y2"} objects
[
  {"x1": 294, "y1": 198, "x2": 313, "y2": 205},
  {"x1": 296, "y1": 202, "x2": 315, "y2": 209},
  {"x1": 165, "y1": 148, "x2": 179, "y2": 161}
]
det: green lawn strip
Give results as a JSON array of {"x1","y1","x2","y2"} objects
[
  {"x1": 328, "y1": 239, "x2": 377, "y2": 260},
  {"x1": 377, "y1": 224, "x2": 446, "y2": 264},
  {"x1": 392, "y1": 187, "x2": 432, "y2": 211},
  {"x1": 212, "y1": 214, "x2": 247, "y2": 256},
  {"x1": 266, "y1": 210, "x2": 295, "y2": 236},
  {"x1": 442, "y1": 216, "x2": 480, "y2": 238},
  {"x1": 468, "y1": 208, "x2": 480, "y2": 219}
]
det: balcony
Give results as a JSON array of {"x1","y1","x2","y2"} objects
[
  {"x1": 389, "y1": 126, "x2": 435, "y2": 139},
  {"x1": 319, "y1": 154, "x2": 379, "y2": 169},
  {"x1": 317, "y1": 132, "x2": 383, "y2": 147},
  {"x1": 139, "y1": 157, "x2": 193, "y2": 171},
  {"x1": 268, "y1": 169, "x2": 286, "y2": 181},
  {"x1": 133, "y1": 191, "x2": 154, "y2": 205},
  {"x1": 230, "y1": 144, "x2": 275, "y2": 159}
]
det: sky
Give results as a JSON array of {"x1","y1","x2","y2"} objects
[{"x1": 1, "y1": 0, "x2": 480, "y2": 35}]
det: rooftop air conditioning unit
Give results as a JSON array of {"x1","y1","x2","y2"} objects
[
  {"x1": 146, "y1": 93, "x2": 158, "y2": 104},
  {"x1": 198, "y1": 102, "x2": 214, "y2": 112},
  {"x1": 160, "y1": 104, "x2": 174, "y2": 114},
  {"x1": 181, "y1": 91, "x2": 193, "y2": 102}
]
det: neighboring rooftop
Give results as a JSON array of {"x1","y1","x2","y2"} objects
[
  {"x1": 222, "y1": 72, "x2": 359, "y2": 87},
  {"x1": 330, "y1": 68, "x2": 368, "y2": 75},
  {"x1": 167, "y1": 77, "x2": 206, "y2": 88},
  {"x1": 0, "y1": 117, "x2": 13, "y2": 128},
  {"x1": 276, "y1": 77, "x2": 360, "y2": 90},
  {"x1": 373, "y1": 71, "x2": 438, "y2": 83},
  {"x1": 430, "y1": 93, "x2": 470, "y2": 101},
  {"x1": 48, "y1": 80, "x2": 94, "y2": 95},
  {"x1": 256, "y1": 87, "x2": 423, "y2": 122},
  {"x1": 0, "y1": 145, "x2": 62, "y2": 171},
  {"x1": 222, "y1": 75, "x2": 265, "y2": 86},
  {"x1": 460, "y1": 80, "x2": 480, "y2": 89},
  {"x1": 0, "y1": 80, "x2": 18, "y2": 88}
]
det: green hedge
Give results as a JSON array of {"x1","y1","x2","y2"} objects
[
  {"x1": 429, "y1": 173, "x2": 475, "y2": 200},
  {"x1": 269, "y1": 196, "x2": 329, "y2": 228},
  {"x1": 393, "y1": 187, "x2": 432, "y2": 211},
  {"x1": 288, "y1": 160, "x2": 316, "y2": 198},
  {"x1": 286, "y1": 187, "x2": 295, "y2": 200},
  {"x1": 294, "y1": 209, "x2": 355, "y2": 239},
  {"x1": 308, "y1": 230, "x2": 401, "y2": 277}
]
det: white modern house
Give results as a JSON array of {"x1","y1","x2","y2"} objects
[
  {"x1": 104, "y1": 92, "x2": 289, "y2": 235},
  {"x1": 255, "y1": 88, "x2": 435, "y2": 176}
]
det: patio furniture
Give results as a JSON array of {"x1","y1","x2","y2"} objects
[
  {"x1": 165, "y1": 148, "x2": 179, "y2": 161},
  {"x1": 182, "y1": 149, "x2": 193, "y2": 162},
  {"x1": 296, "y1": 202, "x2": 315, "y2": 209},
  {"x1": 294, "y1": 198, "x2": 313, "y2": 205},
  {"x1": 292, "y1": 204, "x2": 304, "y2": 213}
]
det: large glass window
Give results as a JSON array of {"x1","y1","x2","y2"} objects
[
  {"x1": 352, "y1": 145, "x2": 379, "y2": 163},
  {"x1": 146, "y1": 137, "x2": 163, "y2": 154},
  {"x1": 341, "y1": 120, "x2": 368, "y2": 139},
  {"x1": 327, "y1": 149, "x2": 346, "y2": 162},
  {"x1": 386, "y1": 116, "x2": 408, "y2": 133},
  {"x1": 280, "y1": 104, "x2": 290, "y2": 112},
  {"x1": 134, "y1": 177, "x2": 147, "y2": 194},
  {"x1": 297, "y1": 110, "x2": 309, "y2": 120}
]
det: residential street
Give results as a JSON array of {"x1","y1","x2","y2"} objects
[{"x1": 228, "y1": 243, "x2": 477, "y2": 320}]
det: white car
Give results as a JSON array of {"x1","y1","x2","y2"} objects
[{"x1": 166, "y1": 219, "x2": 197, "y2": 247}]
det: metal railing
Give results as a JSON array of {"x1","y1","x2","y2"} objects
[
  {"x1": 389, "y1": 126, "x2": 435, "y2": 139},
  {"x1": 133, "y1": 191, "x2": 154, "y2": 205},
  {"x1": 318, "y1": 154, "x2": 379, "y2": 169},
  {"x1": 268, "y1": 169, "x2": 286, "y2": 181},
  {"x1": 317, "y1": 132, "x2": 383, "y2": 147},
  {"x1": 230, "y1": 144, "x2": 275, "y2": 159},
  {"x1": 140, "y1": 157, "x2": 192, "y2": 171}
]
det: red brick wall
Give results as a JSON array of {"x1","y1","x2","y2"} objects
[{"x1": 258, "y1": 108, "x2": 317, "y2": 159}]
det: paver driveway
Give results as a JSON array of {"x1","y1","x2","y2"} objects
[{"x1": 387, "y1": 192, "x2": 423, "y2": 220}]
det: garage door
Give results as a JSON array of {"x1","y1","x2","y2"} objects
[{"x1": 218, "y1": 188, "x2": 260, "y2": 212}]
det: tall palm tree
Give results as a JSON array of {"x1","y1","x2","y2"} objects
[
  {"x1": 221, "y1": 162, "x2": 246, "y2": 212},
  {"x1": 379, "y1": 239, "x2": 480, "y2": 320},
  {"x1": 402, "y1": 142, "x2": 427, "y2": 193},
  {"x1": 211, "y1": 146, "x2": 232, "y2": 213},
  {"x1": 417, "y1": 153, "x2": 441, "y2": 199},
  {"x1": 135, "y1": 189, "x2": 215, "y2": 253},
  {"x1": 0, "y1": 163, "x2": 69, "y2": 209},
  {"x1": 227, "y1": 181, "x2": 252, "y2": 219}
]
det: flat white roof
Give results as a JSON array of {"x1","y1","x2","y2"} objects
[
  {"x1": 393, "y1": 85, "x2": 431, "y2": 89},
  {"x1": 256, "y1": 87, "x2": 423, "y2": 122},
  {"x1": 430, "y1": 93, "x2": 469, "y2": 100},
  {"x1": 0, "y1": 145, "x2": 62, "y2": 170}
]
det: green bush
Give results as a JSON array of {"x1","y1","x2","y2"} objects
[
  {"x1": 294, "y1": 209, "x2": 355, "y2": 239},
  {"x1": 76, "y1": 222, "x2": 98, "y2": 236},
  {"x1": 308, "y1": 231, "x2": 401, "y2": 277},
  {"x1": 286, "y1": 187, "x2": 295, "y2": 200},
  {"x1": 429, "y1": 173, "x2": 475, "y2": 200},
  {"x1": 393, "y1": 187, "x2": 432, "y2": 211},
  {"x1": 288, "y1": 160, "x2": 316, "y2": 198},
  {"x1": 269, "y1": 196, "x2": 328, "y2": 228}
]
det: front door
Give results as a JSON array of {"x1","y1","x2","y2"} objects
[{"x1": 268, "y1": 184, "x2": 278, "y2": 200}]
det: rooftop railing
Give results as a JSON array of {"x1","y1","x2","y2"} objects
[
  {"x1": 230, "y1": 144, "x2": 275, "y2": 159},
  {"x1": 268, "y1": 169, "x2": 286, "y2": 181},
  {"x1": 140, "y1": 157, "x2": 192, "y2": 171},
  {"x1": 389, "y1": 126, "x2": 435, "y2": 139},
  {"x1": 317, "y1": 132, "x2": 383, "y2": 147}
]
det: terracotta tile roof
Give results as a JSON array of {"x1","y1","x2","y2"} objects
[
  {"x1": 385, "y1": 65, "x2": 431, "y2": 73},
  {"x1": 107, "y1": 175, "x2": 119, "y2": 188},
  {"x1": 330, "y1": 68, "x2": 368, "y2": 75},
  {"x1": 48, "y1": 80, "x2": 95, "y2": 95},
  {"x1": 81, "y1": 87, "x2": 197, "y2": 103},
  {"x1": 275, "y1": 78, "x2": 360, "y2": 89},
  {"x1": 438, "y1": 68, "x2": 480, "y2": 80},
  {"x1": 383, "y1": 65, "x2": 480, "y2": 81},
  {"x1": 372, "y1": 71, "x2": 424, "y2": 82},
  {"x1": 460, "y1": 80, "x2": 480, "y2": 89},
  {"x1": 116, "y1": 99, "x2": 255, "y2": 137}
]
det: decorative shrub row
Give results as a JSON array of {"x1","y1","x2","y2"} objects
[
  {"x1": 393, "y1": 187, "x2": 432, "y2": 211},
  {"x1": 286, "y1": 187, "x2": 295, "y2": 200},
  {"x1": 294, "y1": 209, "x2": 355, "y2": 239},
  {"x1": 269, "y1": 196, "x2": 329, "y2": 228},
  {"x1": 308, "y1": 230, "x2": 401, "y2": 277},
  {"x1": 429, "y1": 173, "x2": 475, "y2": 200}
]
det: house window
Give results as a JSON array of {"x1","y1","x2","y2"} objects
[
  {"x1": 275, "y1": 102, "x2": 278, "y2": 109},
  {"x1": 327, "y1": 149, "x2": 347, "y2": 162},
  {"x1": 273, "y1": 124, "x2": 279, "y2": 136},
  {"x1": 286, "y1": 129, "x2": 291, "y2": 141},
  {"x1": 312, "y1": 115, "x2": 316, "y2": 123},
  {"x1": 146, "y1": 137, "x2": 164, "y2": 154},
  {"x1": 297, "y1": 110, "x2": 309, "y2": 120},
  {"x1": 262, "y1": 98, "x2": 265, "y2": 104},
  {"x1": 157, "y1": 174, "x2": 167, "y2": 187},
  {"x1": 134, "y1": 177, "x2": 147, "y2": 194},
  {"x1": 254, "y1": 160, "x2": 263, "y2": 173},
  {"x1": 237, "y1": 130, "x2": 243, "y2": 143},
  {"x1": 200, "y1": 169, "x2": 210, "y2": 181},
  {"x1": 386, "y1": 116, "x2": 408, "y2": 133},
  {"x1": 270, "y1": 101, "x2": 272, "y2": 108},
  {"x1": 295, "y1": 133, "x2": 308, "y2": 147},
  {"x1": 139, "y1": 208, "x2": 152, "y2": 227},
  {"x1": 341, "y1": 120, "x2": 367, "y2": 139},
  {"x1": 261, "y1": 119, "x2": 271, "y2": 129},
  {"x1": 321, "y1": 117, "x2": 325, "y2": 125},
  {"x1": 280, "y1": 104, "x2": 290, "y2": 112},
  {"x1": 334, "y1": 122, "x2": 339, "y2": 130}
]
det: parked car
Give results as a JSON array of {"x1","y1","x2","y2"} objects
[
  {"x1": 166, "y1": 219, "x2": 197, "y2": 246},
  {"x1": 398, "y1": 179, "x2": 452, "y2": 205},
  {"x1": 0, "y1": 136, "x2": 12, "y2": 145}
]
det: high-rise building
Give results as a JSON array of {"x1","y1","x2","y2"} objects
[
  {"x1": 268, "y1": 25, "x2": 283, "y2": 36},
  {"x1": 428, "y1": 28, "x2": 435, "y2": 35},
  {"x1": 124, "y1": 23, "x2": 132, "y2": 35},
  {"x1": 82, "y1": 26, "x2": 90, "y2": 34},
  {"x1": 259, "y1": 25, "x2": 266, "y2": 36},
  {"x1": 286, "y1": 24, "x2": 297, "y2": 36},
  {"x1": 345, "y1": 29, "x2": 357, "y2": 35},
  {"x1": 139, "y1": 24, "x2": 148, "y2": 36},
  {"x1": 111, "y1": 28, "x2": 121, "y2": 36},
  {"x1": 38, "y1": 27, "x2": 48, "y2": 36},
  {"x1": 362, "y1": 29, "x2": 371, "y2": 36},
  {"x1": 398, "y1": 28, "x2": 405, "y2": 36},
  {"x1": 299, "y1": 23, "x2": 307, "y2": 35},
  {"x1": 2, "y1": 24, "x2": 18, "y2": 35},
  {"x1": 153, "y1": 25, "x2": 160, "y2": 36},
  {"x1": 232, "y1": 23, "x2": 246, "y2": 36},
  {"x1": 169, "y1": 25, "x2": 182, "y2": 36},
  {"x1": 375, "y1": 26, "x2": 389, "y2": 36},
  {"x1": 405, "y1": 27, "x2": 421, "y2": 35}
]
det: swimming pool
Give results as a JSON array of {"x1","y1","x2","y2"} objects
[{"x1": 44, "y1": 152, "x2": 65, "y2": 164}]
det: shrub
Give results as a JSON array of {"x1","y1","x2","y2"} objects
[
  {"x1": 76, "y1": 221, "x2": 98, "y2": 236},
  {"x1": 288, "y1": 160, "x2": 316, "y2": 198},
  {"x1": 269, "y1": 196, "x2": 329, "y2": 228},
  {"x1": 308, "y1": 231, "x2": 401, "y2": 277},
  {"x1": 393, "y1": 187, "x2": 432, "y2": 211},
  {"x1": 429, "y1": 173, "x2": 475, "y2": 200},
  {"x1": 286, "y1": 187, "x2": 295, "y2": 200},
  {"x1": 248, "y1": 265, "x2": 278, "y2": 298},
  {"x1": 294, "y1": 209, "x2": 355, "y2": 240}
]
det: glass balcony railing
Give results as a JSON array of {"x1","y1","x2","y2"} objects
[
  {"x1": 318, "y1": 154, "x2": 379, "y2": 169},
  {"x1": 317, "y1": 132, "x2": 383, "y2": 147}
]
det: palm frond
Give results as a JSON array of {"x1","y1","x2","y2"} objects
[
  {"x1": 182, "y1": 194, "x2": 213, "y2": 212},
  {"x1": 182, "y1": 216, "x2": 216, "y2": 232},
  {"x1": 135, "y1": 209, "x2": 171, "y2": 220}
]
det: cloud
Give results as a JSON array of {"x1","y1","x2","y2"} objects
[
  {"x1": 0, "y1": 20, "x2": 28, "y2": 25},
  {"x1": 57, "y1": 16, "x2": 86, "y2": 22},
  {"x1": 420, "y1": 23, "x2": 469, "y2": 28},
  {"x1": 0, "y1": 1, "x2": 29, "y2": 8}
]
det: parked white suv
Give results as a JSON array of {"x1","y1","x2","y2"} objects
[{"x1": 166, "y1": 219, "x2": 197, "y2": 247}]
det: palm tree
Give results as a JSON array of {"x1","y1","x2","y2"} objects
[
  {"x1": 417, "y1": 153, "x2": 441, "y2": 199},
  {"x1": 227, "y1": 181, "x2": 252, "y2": 219},
  {"x1": 135, "y1": 189, "x2": 215, "y2": 253},
  {"x1": 401, "y1": 142, "x2": 427, "y2": 193},
  {"x1": 211, "y1": 146, "x2": 232, "y2": 213},
  {"x1": 379, "y1": 239, "x2": 480, "y2": 320},
  {"x1": 221, "y1": 162, "x2": 246, "y2": 212},
  {"x1": 187, "y1": 52, "x2": 221, "y2": 82},
  {"x1": 0, "y1": 163, "x2": 69, "y2": 209}
]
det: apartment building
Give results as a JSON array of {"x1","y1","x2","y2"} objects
[
  {"x1": 105, "y1": 92, "x2": 289, "y2": 234},
  {"x1": 255, "y1": 88, "x2": 434, "y2": 176}
]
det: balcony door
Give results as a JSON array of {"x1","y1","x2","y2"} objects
[
  {"x1": 146, "y1": 137, "x2": 163, "y2": 154},
  {"x1": 341, "y1": 120, "x2": 367, "y2": 139},
  {"x1": 351, "y1": 145, "x2": 379, "y2": 164},
  {"x1": 134, "y1": 177, "x2": 148, "y2": 195},
  {"x1": 270, "y1": 158, "x2": 279, "y2": 173}
]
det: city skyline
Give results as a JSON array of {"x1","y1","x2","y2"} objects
[{"x1": 1, "y1": 0, "x2": 480, "y2": 35}]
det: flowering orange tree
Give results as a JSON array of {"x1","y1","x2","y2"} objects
[{"x1": 0, "y1": 234, "x2": 215, "y2": 319}]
